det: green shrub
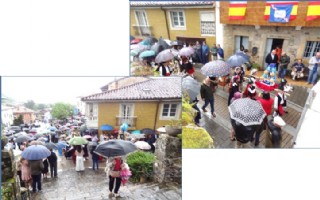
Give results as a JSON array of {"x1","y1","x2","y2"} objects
[
  {"x1": 252, "y1": 62, "x2": 262, "y2": 71},
  {"x1": 126, "y1": 151, "x2": 156, "y2": 182},
  {"x1": 181, "y1": 96, "x2": 196, "y2": 126},
  {"x1": 182, "y1": 125, "x2": 214, "y2": 148}
]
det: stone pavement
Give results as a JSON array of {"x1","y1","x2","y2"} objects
[
  {"x1": 28, "y1": 154, "x2": 182, "y2": 200},
  {"x1": 192, "y1": 66, "x2": 303, "y2": 148}
]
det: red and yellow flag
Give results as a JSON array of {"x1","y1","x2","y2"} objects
[
  {"x1": 229, "y1": 1, "x2": 247, "y2": 20},
  {"x1": 306, "y1": 1, "x2": 320, "y2": 21},
  {"x1": 264, "y1": 1, "x2": 298, "y2": 20}
]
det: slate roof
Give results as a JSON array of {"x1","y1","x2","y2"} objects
[
  {"x1": 130, "y1": 1, "x2": 215, "y2": 7},
  {"x1": 81, "y1": 77, "x2": 182, "y2": 102}
]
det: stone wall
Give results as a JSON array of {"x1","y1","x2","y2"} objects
[
  {"x1": 223, "y1": 25, "x2": 320, "y2": 69},
  {"x1": 153, "y1": 134, "x2": 182, "y2": 185}
]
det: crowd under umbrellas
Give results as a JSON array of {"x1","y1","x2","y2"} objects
[{"x1": 180, "y1": 46, "x2": 293, "y2": 148}]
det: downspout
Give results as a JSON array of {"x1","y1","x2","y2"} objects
[
  {"x1": 161, "y1": 7, "x2": 171, "y2": 40},
  {"x1": 153, "y1": 100, "x2": 161, "y2": 132}
]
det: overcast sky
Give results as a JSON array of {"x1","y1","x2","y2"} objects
[{"x1": 2, "y1": 76, "x2": 123, "y2": 105}]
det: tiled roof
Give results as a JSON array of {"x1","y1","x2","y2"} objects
[
  {"x1": 81, "y1": 77, "x2": 182, "y2": 102},
  {"x1": 13, "y1": 106, "x2": 35, "y2": 113},
  {"x1": 130, "y1": 1, "x2": 215, "y2": 7}
]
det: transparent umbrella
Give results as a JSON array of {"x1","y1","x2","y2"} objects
[{"x1": 182, "y1": 76, "x2": 201, "y2": 101}]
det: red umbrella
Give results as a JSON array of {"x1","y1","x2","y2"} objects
[{"x1": 130, "y1": 38, "x2": 142, "y2": 44}]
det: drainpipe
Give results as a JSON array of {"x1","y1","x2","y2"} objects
[
  {"x1": 153, "y1": 101, "x2": 161, "y2": 132},
  {"x1": 161, "y1": 7, "x2": 171, "y2": 40}
]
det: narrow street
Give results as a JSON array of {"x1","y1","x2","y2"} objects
[{"x1": 29, "y1": 153, "x2": 181, "y2": 200}]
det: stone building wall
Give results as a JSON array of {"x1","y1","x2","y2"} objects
[
  {"x1": 153, "y1": 134, "x2": 182, "y2": 185},
  {"x1": 223, "y1": 25, "x2": 320, "y2": 69}
]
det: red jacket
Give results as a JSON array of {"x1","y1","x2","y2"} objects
[{"x1": 257, "y1": 97, "x2": 274, "y2": 116}]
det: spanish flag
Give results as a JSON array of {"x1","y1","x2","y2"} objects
[
  {"x1": 229, "y1": 1, "x2": 247, "y2": 20},
  {"x1": 306, "y1": 1, "x2": 320, "y2": 21},
  {"x1": 264, "y1": 1, "x2": 298, "y2": 20}
]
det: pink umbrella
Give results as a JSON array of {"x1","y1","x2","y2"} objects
[
  {"x1": 83, "y1": 135, "x2": 92, "y2": 140},
  {"x1": 179, "y1": 47, "x2": 195, "y2": 57}
]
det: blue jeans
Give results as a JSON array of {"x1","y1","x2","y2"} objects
[
  {"x1": 307, "y1": 68, "x2": 318, "y2": 84},
  {"x1": 279, "y1": 67, "x2": 287, "y2": 78},
  {"x1": 92, "y1": 159, "x2": 99, "y2": 170},
  {"x1": 202, "y1": 98, "x2": 214, "y2": 113}
]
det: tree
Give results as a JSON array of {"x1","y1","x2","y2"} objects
[
  {"x1": 51, "y1": 102, "x2": 74, "y2": 120},
  {"x1": 13, "y1": 115, "x2": 24, "y2": 126},
  {"x1": 24, "y1": 100, "x2": 36, "y2": 110}
]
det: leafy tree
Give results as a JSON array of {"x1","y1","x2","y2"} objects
[
  {"x1": 51, "y1": 102, "x2": 74, "y2": 120},
  {"x1": 13, "y1": 115, "x2": 24, "y2": 126},
  {"x1": 24, "y1": 100, "x2": 36, "y2": 110}
]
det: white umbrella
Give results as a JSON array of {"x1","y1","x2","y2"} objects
[{"x1": 134, "y1": 141, "x2": 151, "y2": 150}]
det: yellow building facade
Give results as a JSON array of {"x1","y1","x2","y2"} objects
[{"x1": 130, "y1": 1, "x2": 216, "y2": 46}]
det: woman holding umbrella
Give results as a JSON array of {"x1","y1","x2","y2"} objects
[{"x1": 107, "y1": 156, "x2": 124, "y2": 198}]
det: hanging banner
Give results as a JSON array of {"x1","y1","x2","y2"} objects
[
  {"x1": 306, "y1": 1, "x2": 320, "y2": 21},
  {"x1": 269, "y1": 4, "x2": 293, "y2": 23},
  {"x1": 228, "y1": 1, "x2": 247, "y2": 20},
  {"x1": 264, "y1": 1, "x2": 298, "y2": 20}
]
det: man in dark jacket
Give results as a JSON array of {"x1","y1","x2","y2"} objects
[
  {"x1": 231, "y1": 119, "x2": 258, "y2": 148},
  {"x1": 278, "y1": 52, "x2": 290, "y2": 78},
  {"x1": 47, "y1": 149, "x2": 58, "y2": 177},
  {"x1": 266, "y1": 116, "x2": 286, "y2": 148},
  {"x1": 200, "y1": 77, "x2": 216, "y2": 117},
  {"x1": 265, "y1": 49, "x2": 279, "y2": 70},
  {"x1": 29, "y1": 159, "x2": 44, "y2": 192}
]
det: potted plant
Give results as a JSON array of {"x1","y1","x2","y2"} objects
[{"x1": 126, "y1": 151, "x2": 156, "y2": 183}]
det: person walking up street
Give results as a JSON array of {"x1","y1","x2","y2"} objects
[
  {"x1": 47, "y1": 149, "x2": 58, "y2": 178},
  {"x1": 278, "y1": 52, "x2": 290, "y2": 78},
  {"x1": 307, "y1": 52, "x2": 320, "y2": 85},
  {"x1": 29, "y1": 159, "x2": 44, "y2": 193},
  {"x1": 90, "y1": 145, "x2": 99, "y2": 171},
  {"x1": 200, "y1": 77, "x2": 216, "y2": 117}
]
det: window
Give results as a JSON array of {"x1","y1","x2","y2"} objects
[
  {"x1": 134, "y1": 10, "x2": 151, "y2": 36},
  {"x1": 303, "y1": 41, "x2": 320, "y2": 58},
  {"x1": 200, "y1": 11, "x2": 215, "y2": 36},
  {"x1": 161, "y1": 103, "x2": 180, "y2": 120},
  {"x1": 169, "y1": 10, "x2": 186, "y2": 29},
  {"x1": 118, "y1": 104, "x2": 135, "y2": 126},
  {"x1": 86, "y1": 103, "x2": 98, "y2": 120}
]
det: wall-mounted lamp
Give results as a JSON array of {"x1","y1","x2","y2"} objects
[{"x1": 295, "y1": 26, "x2": 302, "y2": 31}]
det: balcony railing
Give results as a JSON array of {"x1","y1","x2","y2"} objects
[
  {"x1": 132, "y1": 25, "x2": 153, "y2": 37},
  {"x1": 116, "y1": 116, "x2": 137, "y2": 127}
]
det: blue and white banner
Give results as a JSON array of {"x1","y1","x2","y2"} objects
[{"x1": 269, "y1": 4, "x2": 293, "y2": 23}]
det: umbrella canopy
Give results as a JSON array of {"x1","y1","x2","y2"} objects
[
  {"x1": 100, "y1": 124, "x2": 114, "y2": 131},
  {"x1": 94, "y1": 140, "x2": 137, "y2": 158},
  {"x1": 182, "y1": 76, "x2": 201, "y2": 101},
  {"x1": 14, "y1": 131, "x2": 27, "y2": 138},
  {"x1": 171, "y1": 40, "x2": 184, "y2": 46},
  {"x1": 68, "y1": 136, "x2": 89, "y2": 145},
  {"x1": 140, "y1": 37, "x2": 158, "y2": 46},
  {"x1": 131, "y1": 130, "x2": 141, "y2": 134},
  {"x1": 158, "y1": 37, "x2": 170, "y2": 50},
  {"x1": 83, "y1": 135, "x2": 92, "y2": 139},
  {"x1": 34, "y1": 133, "x2": 46, "y2": 139},
  {"x1": 45, "y1": 142, "x2": 58, "y2": 150},
  {"x1": 49, "y1": 127, "x2": 58, "y2": 132},
  {"x1": 228, "y1": 98, "x2": 267, "y2": 126},
  {"x1": 155, "y1": 49, "x2": 174, "y2": 63},
  {"x1": 156, "y1": 127, "x2": 166, "y2": 133},
  {"x1": 139, "y1": 50, "x2": 156, "y2": 59},
  {"x1": 179, "y1": 47, "x2": 195, "y2": 57},
  {"x1": 226, "y1": 53, "x2": 249, "y2": 67},
  {"x1": 21, "y1": 145, "x2": 51, "y2": 160},
  {"x1": 201, "y1": 60, "x2": 231, "y2": 77},
  {"x1": 80, "y1": 124, "x2": 87, "y2": 132},
  {"x1": 16, "y1": 135, "x2": 33, "y2": 143},
  {"x1": 57, "y1": 141, "x2": 69, "y2": 149},
  {"x1": 140, "y1": 128, "x2": 155, "y2": 135},
  {"x1": 37, "y1": 137, "x2": 48, "y2": 142},
  {"x1": 236, "y1": 52, "x2": 250, "y2": 61},
  {"x1": 126, "y1": 134, "x2": 145, "y2": 139},
  {"x1": 29, "y1": 140, "x2": 45, "y2": 146},
  {"x1": 88, "y1": 141, "x2": 98, "y2": 147},
  {"x1": 130, "y1": 38, "x2": 143, "y2": 45},
  {"x1": 134, "y1": 141, "x2": 151, "y2": 150}
]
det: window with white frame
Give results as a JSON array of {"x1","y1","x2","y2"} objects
[
  {"x1": 169, "y1": 10, "x2": 186, "y2": 29},
  {"x1": 119, "y1": 104, "x2": 135, "y2": 126},
  {"x1": 86, "y1": 103, "x2": 98, "y2": 120},
  {"x1": 160, "y1": 103, "x2": 180, "y2": 120},
  {"x1": 200, "y1": 11, "x2": 215, "y2": 36},
  {"x1": 303, "y1": 41, "x2": 320, "y2": 58}
]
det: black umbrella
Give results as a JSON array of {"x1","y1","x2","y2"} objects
[
  {"x1": 140, "y1": 37, "x2": 158, "y2": 46},
  {"x1": 94, "y1": 140, "x2": 137, "y2": 158},
  {"x1": 141, "y1": 128, "x2": 155, "y2": 135},
  {"x1": 15, "y1": 135, "x2": 33, "y2": 143}
]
